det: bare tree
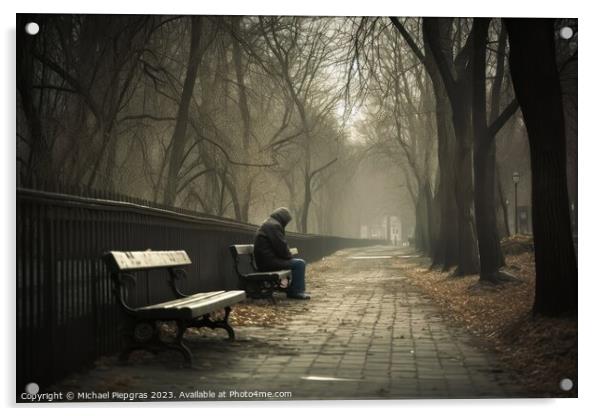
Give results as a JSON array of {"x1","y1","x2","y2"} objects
[
  {"x1": 257, "y1": 17, "x2": 341, "y2": 232},
  {"x1": 389, "y1": 17, "x2": 460, "y2": 270},
  {"x1": 472, "y1": 18, "x2": 519, "y2": 283},
  {"x1": 504, "y1": 18, "x2": 577, "y2": 316},
  {"x1": 163, "y1": 16, "x2": 204, "y2": 206}
]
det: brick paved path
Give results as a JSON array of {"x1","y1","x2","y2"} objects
[{"x1": 53, "y1": 246, "x2": 523, "y2": 401}]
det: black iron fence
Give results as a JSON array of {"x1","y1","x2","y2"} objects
[{"x1": 16, "y1": 188, "x2": 383, "y2": 391}]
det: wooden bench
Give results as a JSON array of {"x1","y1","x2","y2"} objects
[
  {"x1": 229, "y1": 244, "x2": 299, "y2": 300},
  {"x1": 102, "y1": 250, "x2": 246, "y2": 365}
]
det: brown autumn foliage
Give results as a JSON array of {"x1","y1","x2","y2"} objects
[{"x1": 394, "y1": 235, "x2": 577, "y2": 397}]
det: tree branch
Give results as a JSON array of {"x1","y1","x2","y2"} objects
[
  {"x1": 488, "y1": 98, "x2": 519, "y2": 137},
  {"x1": 189, "y1": 120, "x2": 277, "y2": 167},
  {"x1": 389, "y1": 17, "x2": 426, "y2": 65},
  {"x1": 422, "y1": 18, "x2": 458, "y2": 97},
  {"x1": 32, "y1": 51, "x2": 102, "y2": 121},
  {"x1": 32, "y1": 84, "x2": 77, "y2": 94},
  {"x1": 309, "y1": 158, "x2": 338, "y2": 182},
  {"x1": 177, "y1": 168, "x2": 215, "y2": 194},
  {"x1": 264, "y1": 130, "x2": 305, "y2": 151},
  {"x1": 489, "y1": 24, "x2": 508, "y2": 122},
  {"x1": 118, "y1": 114, "x2": 176, "y2": 123},
  {"x1": 454, "y1": 26, "x2": 476, "y2": 76}
]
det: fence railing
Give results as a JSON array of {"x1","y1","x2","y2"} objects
[{"x1": 16, "y1": 188, "x2": 384, "y2": 391}]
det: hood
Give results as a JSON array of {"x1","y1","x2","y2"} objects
[{"x1": 270, "y1": 207, "x2": 292, "y2": 227}]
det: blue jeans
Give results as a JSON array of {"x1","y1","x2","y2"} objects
[{"x1": 289, "y1": 258, "x2": 306, "y2": 294}]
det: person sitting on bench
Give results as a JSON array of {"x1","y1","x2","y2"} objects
[{"x1": 253, "y1": 207, "x2": 310, "y2": 300}]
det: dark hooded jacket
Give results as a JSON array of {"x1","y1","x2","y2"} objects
[{"x1": 253, "y1": 207, "x2": 293, "y2": 271}]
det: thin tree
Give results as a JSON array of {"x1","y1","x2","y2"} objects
[
  {"x1": 164, "y1": 16, "x2": 203, "y2": 206},
  {"x1": 472, "y1": 18, "x2": 519, "y2": 282},
  {"x1": 390, "y1": 17, "x2": 461, "y2": 271}
]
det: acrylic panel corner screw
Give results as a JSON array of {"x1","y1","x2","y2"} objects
[
  {"x1": 25, "y1": 22, "x2": 39, "y2": 36},
  {"x1": 559, "y1": 378, "x2": 573, "y2": 391},
  {"x1": 559, "y1": 26, "x2": 573, "y2": 40}
]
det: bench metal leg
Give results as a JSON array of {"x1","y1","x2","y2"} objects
[
  {"x1": 119, "y1": 319, "x2": 193, "y2": 366},
  {"x1": 118, "y1": 319, "x2": 160, "y2": 364},
  {"x1": 243, "y1": 279, "x2": 279, "y2": 302},
  {"x1": 168, "y1": 320, "x2": 192, "y2": 366},
  {"x1": 250, "y1": 289, "x2": 277, "y2": 303},
  {"x1": 248, "y1": 292, "x2": 276, "y2": 303},
  {"x1": 188, "y1": 306, "x2": 236, "y2": 341},
  {"x1": 219, "y1": 306, "x2": 235, "y2": 340}
]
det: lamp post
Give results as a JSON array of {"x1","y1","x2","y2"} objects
[
  {"x1": 505, "y1": 199, "x2": 510, "y2": 236},
  {"x1": 512, "y1": 172, "x2": 520, "y2": 234}
]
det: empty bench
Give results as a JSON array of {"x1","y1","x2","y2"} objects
[
  {"x1": 102, "y1": 250, "x2": 246, "y2": 365},
  {"x1": 229, "y1": 244, "x2": 298, "y2": 300}
]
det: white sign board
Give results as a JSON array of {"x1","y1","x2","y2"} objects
[{"x1": 110, "y1": 250, "x2": 191, "y2": 270}]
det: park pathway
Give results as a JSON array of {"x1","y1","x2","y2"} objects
[{"x1": 53, "y1": 246, "x2": 523, "y2": 400}]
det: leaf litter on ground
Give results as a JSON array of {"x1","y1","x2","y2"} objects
[{"x1": 392, "y1": 235, "x2": 577, "y2": 397}]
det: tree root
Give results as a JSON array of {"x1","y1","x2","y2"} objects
[
  {"x1": 468, "y1": 270, "x2": 523, "y2": 292},
  {"x1": 449, "y1": 265, "x2": 480, "y2": 278}
]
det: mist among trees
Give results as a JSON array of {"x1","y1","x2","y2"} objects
[{"x1": 17, "y1": 15, "x2": 577, "y2": 316}]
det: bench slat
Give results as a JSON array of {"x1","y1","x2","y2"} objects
[
  {"x1": 183, "y1": 291, "x2": 246, "y2": 317},
  {"x1": 243, "y1": 270, "x2": 291, "y2": 280},
  {"x1": 230, "y1": 245, "x2": 298, "y2": 256},
  {"x1": 137, "y1": 291, "x2": 225, "y2": 310},
  {"x1": 107, "y1": 250, "x2": 192, "y2": 271},
  {"x1": 137, "y1": 290, "x2": 246, "y2": 320}
]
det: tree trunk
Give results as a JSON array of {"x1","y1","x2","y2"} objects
[
  {"x1": 414, "y1": 186, "x2": 427, "y2": 252},
  {"x1": 431, "y1": 86, "x2": 459, "y2": 270},
  {"x1": 224, "y1": 174, "x2": 243, "y2": 221},
  {"x1": 164, "y1": 16, "x2": 203, "y2": 206},
  {"x1": 497, "y1": 164, "x2": 511, "y2": 238},
  {"x1": 300, "y1": 172, "x2": 311, "y2": 233},
  {"x1": 505, "y1": 18, "x2": 577, "y2": 316},
  {"x1": 231, "y1": 16, "x2": 253, "y2": 222},
  {"x1": 391, "y1": 17, "x2": 459, "y2": 269},
  {"x1": 474, "y1": 138, "x2": 505, "y2": 277},
  {"x1": 441, "y1": 177, "x2": 460, "y2": 271},
  {"x1": 472, "y1": 18, "x2": 505, "y2": 281},
  {"x1": 451, "y1": 106, "x2": 480, "y2": 276},
  {"x1": 102, "y1": 128, "x2": 118, "y2": 192},
  {"x1": 425, "y1": 180, "x2": 436, "y2": 257},
  {"x1": 423, "y1": 18, "x2": 479, "y2": 276},
  {"x1": 17, "y1": 16, "x2": 53, "y2": 187},
  {"x1": 414, "y1": 181, "x2": 434, "y2": 254}
]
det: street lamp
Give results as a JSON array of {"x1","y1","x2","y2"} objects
[
  {"x1": 512, "y1": 172, "x2": 520, "y2": 234},
  {"x1": 505, "y1": 199, "x2": 510, "y2": 236}
]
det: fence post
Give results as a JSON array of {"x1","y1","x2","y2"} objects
[{"x1": 42, "y1": 206, "x2": 58, "y2": 387}]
